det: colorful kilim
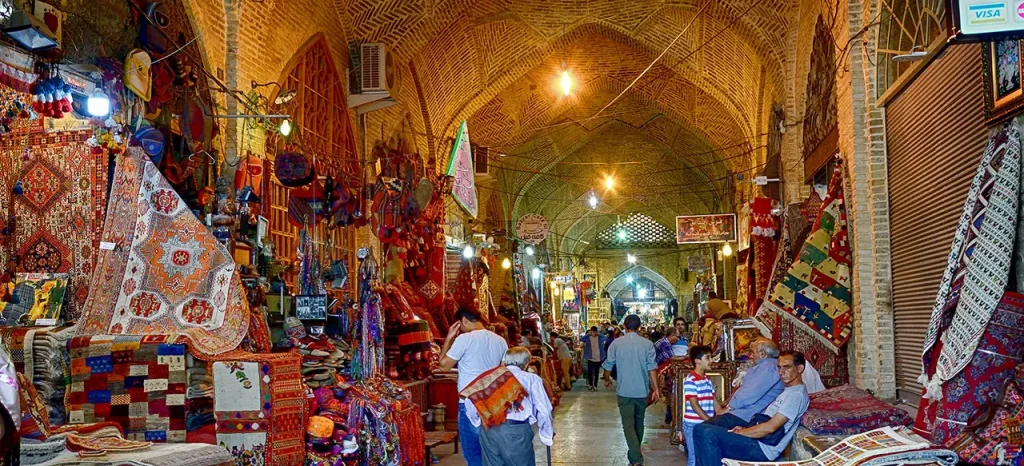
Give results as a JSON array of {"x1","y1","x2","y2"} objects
[
  {"x1": 921, "y1": 122, "x2": 1022, "y2": 400},
  {"x1": 763, "y1": 163, "x2": 852, "y2": 352},
  {"x1": 211, "y1": 350, "x2": 305, "y2": 466},
  {"x1": 951, "y1": 380, "x2": 1024, "y2": 465},
  {"x1": 754, "y1": 203, "x2": 811, "y2": 339},
  {"x1": 460, "y1": 365, "x2": 528, "y2": 429},
  {"x1": 76, "y1": 149, "x2": 249, "y2": 357},
  {"x1": 65, "y1": 335, "x2": 188, "y2": 442},
  {"x1": 917, "y1": 291, "x2": 1024, "y2": 445},
  {"x1": 0, "y1": 130, "x2": 109, "y2": 321}
]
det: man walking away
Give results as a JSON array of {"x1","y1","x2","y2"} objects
[
  {"x1": 438, "y1": 308, "x2": 509, "y2": 466},
  {"x1": 465, "y1": 347, "x2": 554, "y2": 466},
  {"x1": 551, "y1": 332, "x2": 573, "y2": 390},
  {"x1": 580, "y1": 326, "x2": 607, "y2": 391},
  {"x1": 603, "y1": 315, "x2": 660, "y2": 466}
]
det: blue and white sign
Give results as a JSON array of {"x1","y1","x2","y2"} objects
[{"x1": 954, "y1": 0, "x2": 1024, "y2": 39}]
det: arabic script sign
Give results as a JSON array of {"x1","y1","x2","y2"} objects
[
  {"x1": 516, "y1": 214, "x2": 549, "y2": 245},
  {"x1": 445, "y1": 121, "x2": 478, "y2": 218},
  {"x1": 676, "y1": 214, "x2": 738, "y2": 244}
]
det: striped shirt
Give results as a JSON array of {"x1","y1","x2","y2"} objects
[{"x1": 683, "y1": 371, "x2": 716, "y2": 424}]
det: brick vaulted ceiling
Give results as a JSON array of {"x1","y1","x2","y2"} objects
[{"x1": 334, "y1": 0, "x2": 794, "y2": 252}]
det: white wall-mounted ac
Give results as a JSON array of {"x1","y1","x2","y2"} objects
[{"x1": 348, "y1": 42, "x2": 398, "y2": 113}]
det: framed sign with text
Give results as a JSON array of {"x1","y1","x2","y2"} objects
[{"x1": 676, "y1": 214, "x2": 738, "y2": 244}]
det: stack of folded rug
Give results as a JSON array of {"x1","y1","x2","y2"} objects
[
  {"x1": 801, "y1": 385, "x2": 913, "y2": 435},
  {"x1": 0, "y1": 326, "x2": 75, "y2": 425}
]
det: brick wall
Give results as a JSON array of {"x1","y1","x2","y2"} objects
[{"x1": 782, "y1": 0, "x2": 896, "y2": 399}]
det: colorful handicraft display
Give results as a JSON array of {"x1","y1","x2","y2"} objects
[
  {"x1": 66, "y1": 335, "x2": 188, "y2": 442},
  {"x1": 763, "y1": 162, "x2": 852, "y2": 352},
  {"x1": 77, "y1": 149, "x2": 249, "y2": 357},
  {"x1": 0, "y1": 130, "x2": 109, "y2": 321},
  {"x1": 212, "y1": 350, "x2": 307, "y2": 465},
  {"x1": 920, "y1": 122, "x2": 1023, "y2": 403},
  {"x1": 722, "y1": 427, "x2": 958, "y2": 466}
]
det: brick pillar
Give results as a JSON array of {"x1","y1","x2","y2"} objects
[{"x1": 838, "y1": 0, "x2": 897, "y2": 400}]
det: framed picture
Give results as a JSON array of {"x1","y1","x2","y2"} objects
[
  {"x1": 705, "y1": 372, "x2": 728, "y2": 405},
  {"x1": 0, "y1": 273, "x2": 68, "y2": 326},
  {"x1": 723, "y1": 318, "x2": 762, "y2": 362},
  {"x1": 983, "y1": 39, "x2": 1024, "y2": 123}
]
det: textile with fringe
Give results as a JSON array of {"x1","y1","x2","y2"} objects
[{"x1": 459, "y1": 365, "x2": 528, "y2": 429}]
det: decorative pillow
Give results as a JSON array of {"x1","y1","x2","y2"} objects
[
  {"x1": 950, "y1": 380, "x2": 1024, "y2": 465},
  {"x1": 17, "y1": 372, "x2": 50, "y2": 440},
  {"x1": 801, "y1": 385, "x2": 912, "y2": 435}
]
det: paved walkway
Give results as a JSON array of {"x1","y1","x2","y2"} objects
[{"x1": 434, "y1": 380, "x2": 686, "y2": 465}]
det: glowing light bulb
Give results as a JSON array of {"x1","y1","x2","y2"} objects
[
  {"x1": 87, "y1": 89, "x2": 110, "y2": 117},
  {"x1": 722, "y1": 243, "x2": 733, "y2": 257},
  {"x1": 627, "y1": 254, "x2": 637, "y2": 264},
  {"x1": 560, "y1": 70, "x2": 572, "y2": 96},
  {"x1": 617, "y1": 230, "x2": 627, "y2": 241},
  {"x1": 604, "y1": 176, "x2": 614, "y2": 190},
  {"x1": 626, "y1": 276, "x2": 634, "y2": 284},
  {"x1": 588, "y1": 194, "x2": 598, "y2": 209},
  {"x1": 525, "y1": 246, "x2": 535, "y2": 256},
  {"x1": 531, "y1": 267, "x2": 541, "y2": 280},
  {"x1": 280, "y1": 119, "x2": 293, "y2": 137},
  {"x1": 462, "y1": 244, "x2": 474, "y2": 259},
  {"x1": 501, "y1": 257, "x2": 512, "y2": 269},
  {"x1": 550, "y1": 281, "x2": 559, "y2": 290},
  {"x1": 637, "y1": 288, "x2": 647, "y2": 299}
]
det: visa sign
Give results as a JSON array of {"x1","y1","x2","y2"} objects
[
  {"x1": 968, "y1": 2, "x2": 1007, "y2": 24},
  {"x1": 953, "y1": 0, "x2": 1024, "y2": 39}
]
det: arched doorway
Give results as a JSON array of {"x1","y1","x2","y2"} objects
[{"x1": 604, "y1": 265, "x2": 677, "y2": 324}]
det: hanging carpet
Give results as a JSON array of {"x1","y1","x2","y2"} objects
[
  {"x1": 762, "y1": 162, "x2": 852, "y2": 352},
  {"x1": 915, "y1": 122, "x2": 1023, "y2": 440},
  {"x1": 0, "y1": 130, "x2": 109, "y2": 321},
  {"x1": 76, "y1": 149, "x2": 249, "y2": 357}
]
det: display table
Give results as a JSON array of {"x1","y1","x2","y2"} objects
[{"x1": 669, "y1": 358, "x2": 738, "y2": 445}]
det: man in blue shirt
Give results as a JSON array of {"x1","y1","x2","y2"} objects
[
  {"x1": 693, "y1": 351, "x2": 810, "y2": 465},
  {"x1": 703, "y1": 338, "x2": 784, "y2": 430},
  {"x1": 603, "y1": 315, "x2": 659, "y2": 466},
  {"x1": 580, "y1": 326, "x2": 607, "y2": 391}
]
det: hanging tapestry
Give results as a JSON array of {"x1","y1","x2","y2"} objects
[
  {"x1": 212, "y1": 350, "x2": 305, "y2": 466},
  {"x1": 917, "y1": 291, "x2": 1024, "y2": 445},
  {"x1": 748, "y1": 197, "x2": 779, "y2": 315},
  {"x1": 762, "y1": 162, "x2": 852, "y2": 352},
  {"x1": 919, "y1": 123, "x2": 1022, "y2": 402},
  {"x1": 77, "y1": 149, "x2": 249, "y2": 357},
  {"x1": 0, "y1": 130, "x2": 109, "y2": 321},
  {"x1": 66, "y1": 335, "x2": 188, "y2": 442},
  {"x1": 754, "y1": 204, "x2": 810, "y2": 338}
]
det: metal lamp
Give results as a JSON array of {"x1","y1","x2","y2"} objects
[{"x1": 3, "y1": 9, "x2": 58, "y2": 52}]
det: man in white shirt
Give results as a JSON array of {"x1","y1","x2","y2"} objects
[
  {"x1": 438, "y1": 308, "x2": 509, "y2": 466},
  {"x1": 466, "y1": 346, "x2": 554, "y2": 466}
]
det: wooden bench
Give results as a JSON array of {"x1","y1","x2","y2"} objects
[{"x1": 425, "y1": 431, "x2": 459, "y2": 458}]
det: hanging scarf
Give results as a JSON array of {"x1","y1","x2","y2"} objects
[
  {"x1": 920, "y1": 122, "x2": 1022, "y2": 399},
  {"x1": 459, "y1": 365, "x2": 527, "y2": 429}
]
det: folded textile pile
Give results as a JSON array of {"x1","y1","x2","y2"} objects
[
  {"x1": 0, "y1": 326, "x2": 75, "y2": 424},
  {"x1": 801, "y1": 385, "x2": 913, "y2": 435},
  {"x1": 23, "y1": 436, "x2": 234, "y2": 466},
  {"x1": 185, "y1": 355, "x2": 215, "y2": 442},
  {"x1": 66, "y1": 335, "x2": 188, "y2": 442},
  {"x1": 297, "y1": 335, "x2": 348, "y2": 389},
  {"x1": 723, "y1": 427, "x2": 957, "y2": 466}
]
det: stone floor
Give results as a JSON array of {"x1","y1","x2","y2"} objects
[{"x1": 434, "y1": 380, "x2": 687, "y2": 465}]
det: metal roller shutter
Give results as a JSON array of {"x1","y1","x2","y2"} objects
[{"x1": 886, "y1": 43, "x2": 990, "y2": 402}]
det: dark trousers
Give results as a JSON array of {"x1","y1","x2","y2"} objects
[
  {"x1": 480, "y1": 421, "x2": 536, "y2": 466},
  {"x1": 586, "y1": 360, "x2": 602, "y2": 387},
  {"x1": 704, "y1": 413, "x2": 754, "y2": 430},
  {"x1": 693, "y1": 421, "x2": 770, "y2": 466},
  {"x1": 617, "y1": 396, "x2": 648, "y2": 465}
]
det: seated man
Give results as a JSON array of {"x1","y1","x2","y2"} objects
[
  {"x1": 693, "y1": 351, "x2": 810, "y2": 466},
  {"x1": 706, "y1": 338, "x2": 784, "y2": 429}
]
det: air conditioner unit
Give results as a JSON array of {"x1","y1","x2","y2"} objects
[{"x1": 360, "y1": 43, "x2": 394, "y2": 93}]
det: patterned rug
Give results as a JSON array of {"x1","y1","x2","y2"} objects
[
  {"x1": 802, "y1": 385, "x2": 912, "y2": 436},
  {"x1": 211, "y1": 350, "x2": 305, "y2": 465},
  {"x1": 763, "y1": 163, "x2": 852, "y2": 352},
  {"x1": 76, "y1": 149, "x2": 248, "y2": 357},
  {"x1": 920, "y1": 122, "x2": 1022, "y2": 401},
  {"x1": 723, "y1": 427, "x2": 957, "y2": 466},
  {"x1": 0, "y1": 130, "x2": 109, "y2": 321},
  {"x1": 65, "y1": 335, "x2": 188, "y2": 442}
]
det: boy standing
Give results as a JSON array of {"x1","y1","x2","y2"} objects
[{"x1": 683, "y1": 345, "x2": 721, "y2": 466}]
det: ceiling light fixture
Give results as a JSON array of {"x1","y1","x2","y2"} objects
[
  {"x1": 588, "y1": 194, "x2": 598, "y2": 209},
  {"x1": 626, "y1": 275, "x2": 634, "y2": 284},
  {"x1": 617, "y1": 229, "x2": 627, "y2": 241},
  {"x1": 604, "y1": 176, "x2": 614, "y2": 190},
  {"x1": 501, "y1": 257, "x2": 512, "y2": 269},
  {"x1": 636, "y1": 288, "x2": 647, "y2": 299},
  {"x1": 87, "y1": 89, "x2": 111, "y2": 117},
  {"x1": 560, "y1": 69, "x2": 572, "y2": 96},
  {"x1": 531, "y1": 267, "x2": 541, "y2": 280},
  {"x1": 722, "y1": 243, "x2": 733, "y2": 257},
  {"x1": 462, "y1": 244, "x2": 475, "y2": 259},
  {"x1": 627, "y1": 253, "x2": 637, "y2": 264},
  {"x1": 279, "y1": 119, "x2": 293, "y2": 137},
  {"x1": 525, "y1": 246, "x2": 535, "y2": 256}
]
